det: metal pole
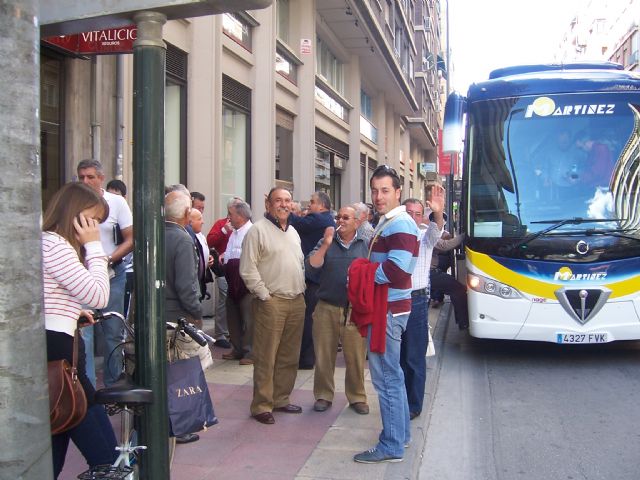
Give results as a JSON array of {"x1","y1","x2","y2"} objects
[
  {"x1": 132, "y1": 11, "x2": 169, "y2": 480},
  {"x1": 115, "y1": 55, "x2": 124, "y2": 178},
  {"x1": 0, "y1": 0, "x2": 53, "y2": 477}
]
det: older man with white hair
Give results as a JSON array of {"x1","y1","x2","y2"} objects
[{"x1": 165, "y1": 190, "x2": 202, "y2": 328}]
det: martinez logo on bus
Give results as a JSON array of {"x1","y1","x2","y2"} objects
[
  {"x1": 554, "y1": 266, "x2": 607, "y2": 282},
  {"x1": 524, "y1": 96, "x2": 615, "y2": 118}
]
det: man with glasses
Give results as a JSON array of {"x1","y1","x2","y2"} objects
[
  {"x1": 401, "y1": 194, "x2": 445, "y2": 423},
  {"x1": 353, "y1": 165, "x2": 419, "y2": 464},
  {"x1": 289, "y1": 191, "x2": 336, "y2": 370},
  {"x1": 306, "y1": 206, "x2": 370, "y2": 415}
]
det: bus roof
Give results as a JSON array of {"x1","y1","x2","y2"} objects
[{"x1": 467, "y1": 62, "x2": 640, "y2": 100}]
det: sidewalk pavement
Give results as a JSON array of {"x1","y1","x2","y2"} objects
[{"x1": 60, "y1": 302, "x2": 452, "y2": 480}]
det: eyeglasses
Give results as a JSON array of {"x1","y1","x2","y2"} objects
[{"x1": 335, "y1": 215, "x2": 353, "y2": 221}]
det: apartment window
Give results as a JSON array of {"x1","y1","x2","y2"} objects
[
  {"x1": 165, "y1": 43, "x2": 188, "y2": 186},
  {"x1": 276, "y1": 0, "x2": 290, "y2": 44},
  {"x1": 276, "y1": 45, "x2": 299, "y2": 84},
  {"x1": 317, "y1": 37, "x2": 344, "y2": 94},
  {"x1": 360, "y1": 90, "x2": 377, "y2": 143},
  {"x1": 221, "y1": 75, "x2": 251, "y2": 216},
  {"x1": 276, "y1": 108, "x2": 294, "y2": 186},
  {"x1": 360, "y1": 90, "x2": 373, "y2": 120},
  {"x1": 315, "y1": 146, "x2": 331, "y2": 194},
  {"x1": 222, "y1": 12, "x2": 252, "y2": 51}
]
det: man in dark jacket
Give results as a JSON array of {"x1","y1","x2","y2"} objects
[
  {"x1": 164, "y1": 190, "x2": 203, "y2": 444},
  {"x1": 165, "y1": 190, "x2": 203, "y2": 326},
  {"x1": 289, "y1": 191, "x2": 336, "y2": 369}
]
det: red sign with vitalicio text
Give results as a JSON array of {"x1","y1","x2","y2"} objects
[{"x1": 43, "y1": 26, "x2": 137, "y2": 55}]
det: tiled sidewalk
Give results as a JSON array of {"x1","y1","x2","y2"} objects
[{"x1": 59, "y1": 303, "x2": 449, "y2": 479}]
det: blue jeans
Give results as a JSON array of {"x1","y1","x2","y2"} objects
[
  {"x1": 51, "y1": 404, "x2": 118, "y2": 479},
  {"x1": 367, "y1": 312, "x2": 411, "y2": 457},
  {"x1": 84, "y1": 263, "x2": 127, "y2": 387},
  {"x1": 400, "y1": 291, "x2": 429, "y2": 415}
]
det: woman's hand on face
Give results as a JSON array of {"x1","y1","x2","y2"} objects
[{"x1": 74, "y1": 213, "x2": 101, "y2": 245}]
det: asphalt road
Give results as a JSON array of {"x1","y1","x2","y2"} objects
[{"x1": 419, "y1": 315, "x2": 640, "y2": 480}]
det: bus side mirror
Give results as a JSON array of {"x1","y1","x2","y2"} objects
[{"x1": 442, "y1": 92, "x2": 466, "y2": 154}]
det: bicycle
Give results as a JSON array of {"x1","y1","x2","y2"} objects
[{"x1": 77, "y1": 312, "x2": 212, "y2": 479}]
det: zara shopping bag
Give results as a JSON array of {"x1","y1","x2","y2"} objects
[{"x1": 167, "y1": 356, "x2": 218, "y2": 437}]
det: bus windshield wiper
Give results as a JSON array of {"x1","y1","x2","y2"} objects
[
  {"x1": 510, "y1": 217, "x2": 622, "y2": 251},
  {"x1": 584, "y1": 227, "x2": 640, "y2": 242}
]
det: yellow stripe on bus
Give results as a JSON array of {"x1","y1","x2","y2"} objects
[{"x1": 466, "y1": 248, "x2": 640, "y2": 300}]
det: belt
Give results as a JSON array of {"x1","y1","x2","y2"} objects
[{"x1": 411, "y1": 288, "x2": 428, "y2": 296}]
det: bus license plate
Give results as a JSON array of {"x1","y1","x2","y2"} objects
[{"x1": 556, "y1": 333, "x2": 608, "y2": 344}]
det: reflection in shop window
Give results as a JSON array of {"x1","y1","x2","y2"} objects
[{"x1": 221, "y1": 105, "x2": 248, "y2": 216}]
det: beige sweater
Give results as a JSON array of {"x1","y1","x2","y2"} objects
[{"x1": 239, "y1": 217, "x2": 306, "y2": 301}]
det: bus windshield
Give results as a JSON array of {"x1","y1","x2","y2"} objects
[{"x1": 467, "y1": 93, "x2": 640, "y2": 239}]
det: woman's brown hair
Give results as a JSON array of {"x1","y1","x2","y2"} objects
[{"x1": 42, "y1": 182, "x2": 109, "y2": 262}]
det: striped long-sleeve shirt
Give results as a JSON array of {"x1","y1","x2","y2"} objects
[
  {"x1": 369, "y1": 205, "x2": 420, "y2": 315},
  {"x1": 42, "y1": 232, "x2": 110, "y2": 336}
]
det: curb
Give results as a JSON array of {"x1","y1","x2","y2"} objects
[{"x1": 386, "y1": 301, "x2": 452, "y2": 479}]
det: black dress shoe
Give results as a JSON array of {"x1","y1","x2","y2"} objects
[
  {"x1": 175, "y1": 433, "x2": 200, "y2": 444},
  {"x1": 273, "y1": 403, "x2": 302, "y2": 414},
  {"x1": 313, "y1": 399, "x2": 332, "y2": 412},
  {"x1": 214, "y1": 339, "x2": 232, "y2": 349},
  {"x1": 253, "y1": 412, "x2": 275, "y2": 424}
]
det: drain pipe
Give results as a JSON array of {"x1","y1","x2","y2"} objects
[
  {"x1": 90, "y1": 56, "x2": 101, "y2": 163},
  {"x1": 115, "y1": 55, "x2": 124, "y2": 178}
]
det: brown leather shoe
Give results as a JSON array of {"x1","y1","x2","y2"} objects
[
  {"x1": 222, "y1": 351, "x2": 243, "y2": 360},
  {"x1": 239, "y1": 357, "x2": 254, "y2": 365},
  {"x1": 313, "y1": 399, "x2": 332, "y2": 412},
  {"x1": 253, "y1": 412, "x2": 275, "y2": 424},
  {"x1": 273, "y1": 403, "x2": 302, "y2": 414},
  {"x1": 350, "y1": 402, "x2": 370, "y2": 415}
]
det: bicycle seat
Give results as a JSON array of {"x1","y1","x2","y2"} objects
[{"x1": 94, "y1": 373, "x2": 153, "y2": 406}]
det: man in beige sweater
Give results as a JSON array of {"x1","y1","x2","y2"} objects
[{"x1": 240, "y1": 187, "x2": 306, "y2": 424}]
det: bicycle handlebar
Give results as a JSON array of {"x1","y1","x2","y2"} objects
[
  {"x1": 176, "y1": 318, "x2": 208, "y2": 347},
  {"x1": 92, "y1": 310, "x2": 126, "y2": 323},
  {"x1": 91, "y1": 310, "x2": 213, "y2": 347}
]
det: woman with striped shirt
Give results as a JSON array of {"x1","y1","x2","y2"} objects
[{"x1": 42, "y1": 182, "x2": 117, "y2": 478}]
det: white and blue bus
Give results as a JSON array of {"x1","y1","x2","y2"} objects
[{"x1": 443, "y1": 62, "x2": 640, "y2": 344}]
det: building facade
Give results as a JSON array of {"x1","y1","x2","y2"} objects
[{"x1": 40, "y1": 0, "x2": 444, "y2": 222}]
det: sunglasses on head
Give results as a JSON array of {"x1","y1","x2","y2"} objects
[{"x1": 372, "y1": 164, "x2": 400, "y2": 182}]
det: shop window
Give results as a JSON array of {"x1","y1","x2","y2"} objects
[
  {"x1": 40, "y1": 50, "x2": 65, "y2": 210},
  {"x1": 165, "y1": 43, "x2": 188, "y2": 186},
  {"x1": 221, "y1": 74, "x2": 251, "y2": 217}
]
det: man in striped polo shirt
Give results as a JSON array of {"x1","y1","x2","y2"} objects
[{"x1": 354, "y1": 165, "x2": 420, "y2": 464}]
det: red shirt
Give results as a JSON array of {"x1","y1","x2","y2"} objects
[{"x1": 206, "y1": 217, "x2": 232, "y2": 253}]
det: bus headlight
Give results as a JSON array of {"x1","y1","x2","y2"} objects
[{"x1": 467, "y1": 273, "x2": 522, "y2": 299}]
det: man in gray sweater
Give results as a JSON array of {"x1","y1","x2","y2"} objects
[{"x1": 306, "y1": 205, "x2": 370, "y2": 415}]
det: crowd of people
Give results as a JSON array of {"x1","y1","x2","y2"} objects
[{"x1": 41, "y1": 158, "x2": 467, "y2": 476}]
